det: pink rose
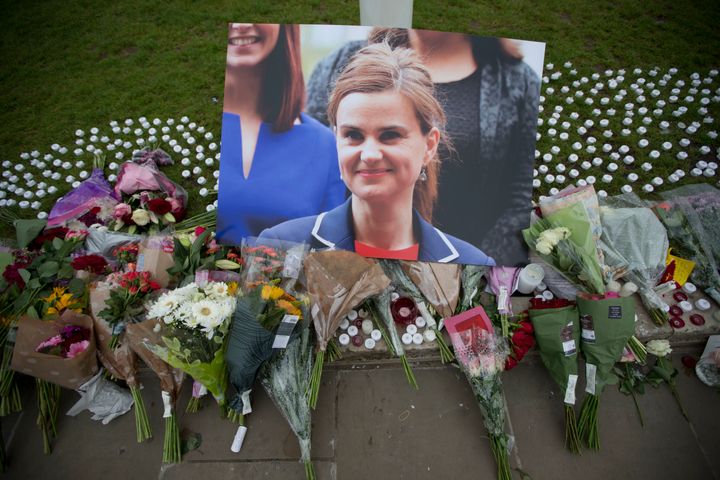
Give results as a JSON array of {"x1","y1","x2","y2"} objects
[
  {"x1": 66, "y1": 340, "x2": 89, "y2": 359},
  {"x1": 114, "y1": 203, "x2": 132, "y2": 219},
  {"x1": 168, "y1": 197, "x2": 183, "y2": 214}
]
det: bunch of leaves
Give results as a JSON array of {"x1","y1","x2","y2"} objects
[{"x1": 167, "y1": 227, "x2": 241, "y2": 283}]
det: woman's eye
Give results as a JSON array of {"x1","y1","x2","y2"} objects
[
  {"x1": 344, "y1": 130, "x2": 363, "y2": 141},
  {"x1": 380, "y1": 131, "x2": 401, "y2": 141}
]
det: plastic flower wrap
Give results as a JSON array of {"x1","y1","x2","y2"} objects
[
  {"x1": 226, "y1": 240, "x2": 308, "y2": 420},
  {"x1": 528, "y1": 297, "x2": 581, "y2": 453},
  {"x1": 89, "y1": 284, "x2": 150, "y2": 443},
  {"x1": 259, "y1": 320, "x2": 316, "y2": 480},
  {"x1": 125, "y1": 318, "x2": 185, "y2": 463},
  {"x1": 459, "y1": 265, "x2": 489, "y2": 312},
  {"x1": 523, "y1": 203, "x2": 606, "y2": 296},
  {"x1": 486, "y1": 267, "x2": 521, "y2": 338},
  {"x1": 98, "y1": 271, "x2": 161, "y2": 348},
  {"x1": 377, "y1": 260, "x2": 455, "y2": 363},
  {"x1": 146, "y1": 281, "x2": 237, "y2": 412},
  {"x1": 445, "y1": 306, "x2": 512, "y2": 480},
  {"x1": 303, "y1": 251, "x2": 390, "y2": 408},
  {"x1": 598, "y1": 203, "x2": 669, "y2": 325},
  {"x1": 576, "y1": 295, "x2": 636, "y2": 450},
  {"x1": 47, "y1": 168, "x2": 119, "y2": 228}
]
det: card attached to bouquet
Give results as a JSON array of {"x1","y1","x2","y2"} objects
[
  {"x1": 580, "y1": 314, "x2": 596, "y2": 343},
  {"x1": 560, "y1": 322, "x2": 577, "y2": 357},
  {"x1": 272, "y1": 315, "x2": 300, "y2": 349}
]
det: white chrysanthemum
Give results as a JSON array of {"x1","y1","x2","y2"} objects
[
  {"x1": 192, "y1": 300, "x2": 222, "y2": 331},
  {"x1": 149, "y1": 293, "x2": 183, "y2": 322},
  {"x1": 173, "y1": 283, "x2": 199, "y2": 299},
  {"x1": 204, "y1": 282, "x2": 228, "y2": 299}
]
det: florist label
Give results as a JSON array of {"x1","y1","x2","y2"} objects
[
  {"x1": 560, "y1": 322, "x2": 576, "y2": 357},
  {"x1": 580, "y1": 314, "x2": 596, "y2": 343},
  {"x1": 608, "y1": 305, "x2": 622, "y2": 319},
  {"x1": 564, "y1": 374, "x2": 578, "y2": 405},
  {"x1": 586, "y1": 364, "x2": 597, "y2": 395}
]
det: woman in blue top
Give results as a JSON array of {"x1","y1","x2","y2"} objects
[
  {"x1": 260, "y1": 43, "x2": 495, "y2": 266},
  {"x1": 216, "y1": 23, "x2": 346, "y2": 244}
]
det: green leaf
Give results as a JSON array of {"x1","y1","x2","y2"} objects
[
  {"x1": 26, "y1": 305, "x2": 39, "y2": 319},
  {"x1": 14, "y1": 219, "x2": 47, "y2": 249},
  {"x1": 38, "y1": 260, "x2": 60, "y2": 277},
  {"x1": 164, "y1": 212, "x2": 175, "y2": 223},
  {"x1": 52, "y1": 237, "x2": 63, "y2": 251},
  {"x1": 68, "y1": 278, "x2": 86, "y2": 297},
  {"x1": 19, "y1": 268, "x2": 31, "y2": 284},
  {"x1": 128, "y1": 225, "x2": 137, "y2": 235},
  {"x1": 58, "y1": 263, "x2": 74, "y2": 279},
  {"x1": 27, "y1": 278, "x2": 41, "y2": 289}
]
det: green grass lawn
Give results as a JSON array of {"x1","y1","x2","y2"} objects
[{"x1": 1, "y1": 0, "x2": 719, "y2": 230}]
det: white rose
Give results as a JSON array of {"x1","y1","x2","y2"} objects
[
  {"x1": 536, "y1": 239, "x2": 554, "y2": 255},
  {"x1": 131, "y1": 208, "x2": 150, "y2": 226},
  {"x1": 646, "y1": 339, "x2": 672, "y2": 358}
]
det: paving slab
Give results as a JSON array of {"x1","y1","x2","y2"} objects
[
  {"x1": 161, "y1": 459, "x2": 335, "y2": 480},
  {"x1": 181, "y1": 369, "x2": 337, "y2": 462},
  {"x1": 503, "y1": 353, "x2": 717, "y2": 480}
]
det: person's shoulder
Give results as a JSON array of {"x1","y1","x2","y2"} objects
[
  {"x1": 258, "y1": 215, "x2": 318, "y2": 244},
  {"x1": 444, "y1": 232, "x2": 497, "y2": 266},
  {"x1": 500, "y1": 58, "x2": 540, "y2": 89}
]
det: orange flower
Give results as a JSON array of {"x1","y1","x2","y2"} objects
[{"x1": 276, "y1": 299, "x2": 301, "y2": 317}]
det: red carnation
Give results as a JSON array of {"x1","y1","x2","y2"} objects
[
  {"x1": 505, "y1": 356, "x2": 519, "y2": 371},
  {"x1": 194, "y1": 226, "x2": 207, "y2": 237},
  {"x1": 512, "y1": 330, "x2": 535, "y2": 350},
  {"x1": 148, "y1": 281, "x2": 161, "y2": 290},
  {"x1": 71, "y1": 254, "x2": 108, "y2": 274},
  {"x1": 518, "y1": 320, "x2": 534, "y2": 334},
  {"x1": 147, "y1": 198, "x2": 172, "y2": 215}
]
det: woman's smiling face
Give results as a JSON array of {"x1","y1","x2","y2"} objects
[
  {"x1": 226, "y1": 23, "x2": 280, "y2": 68},
  {"x1": 336, "y1": 90, "x2": 439, "y2": 207}
]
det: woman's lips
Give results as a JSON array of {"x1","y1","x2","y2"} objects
[
  {"x1": 357, "y1": 168, "x2": 392, "y2": 178},
  {"x1": 228, "y1": 36, "x2": 260, "y2": 46}
]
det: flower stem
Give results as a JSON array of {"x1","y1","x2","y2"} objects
[
  {"x1": 130, "y1": 386, "x2": 152, "y2": 442},
  {"x1": 400, "y1": 355, "x2": 418, "y2": 390},
  {"x1": 35, "y1": 379, "x2": 61, "y2": 455},
  {"x1": 186, "y1": 395, "x2": 203, "y2": 413},
  {"x1": 162, "y1": 413, "x2": 181, "y2": 463},
  {"x1": 500, "y1": 314, "x2": 509, "y2": 339},
  {"x1": 577, "y1": 394, "x2": 600, "y2": 450},
  {"x1": 625, "y1": 364, "x2": 644, "y2": 428},
  {"x1": 307, "y1": 350, "x2": 325, "y2": 409},
  {"x1": 227, "y1": 408, "x2": 244, "y2": 425},
  {"x1": 433, "y1": 327, "x2": 455, "y2": 363},
  {"x1": 490, "y1": 434, "x2": 512, "y2": 480},
  {"x1": 304, "y1": 460, "x2": 316, "y2": 480},
  {"x1": 326, "y1": 339, "x2": 342, "y2": 363},
  {"x1": 564, "y1": 404, "x2": 582, "y2": 454}
]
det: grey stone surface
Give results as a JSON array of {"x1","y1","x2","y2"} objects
[{"x1": 2, "y1": 348, "x2": 718, "y2": 480}]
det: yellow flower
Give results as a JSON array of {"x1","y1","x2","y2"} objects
[
  {"x1": 227, "y1": 282, "x2": 238, "y2": 297},
  {"x1": 261, "y1": 285, "x2": 285, "y2": 301},
  {"x1": 276, "y1": 299, "x2": 301, "y2": 317},
  {"x1": 43, "y1": 286, "x2": 68, "y2": 304},
  {"x1": 46, "y1": 288, "x2": 82, "y2": 316}
]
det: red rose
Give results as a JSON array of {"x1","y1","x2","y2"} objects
[
  {"x1": 129, "y1": 286, "x2": 139, "y2": 295},
  {"x1": 71, "y1": 254, "x2": 108, "y2": 274},
  {"x1": 147, "y1": 198, "x2": 172, "y2": 215},
  {"x1": 505, "y1": 356, "x2": 519, "y2": 371},
  {"x1": 194, "y1": 226, "x2": 206, "y2": 237},
  {"x1": 512, "y1": 330, "x2": 535, "y2": 350},
  {"x1": 148, "y1": 281, "x2": 161, "y2": 290},
  {"x1": 518, "y1": 320, "x2": 534, "y2": 334}
]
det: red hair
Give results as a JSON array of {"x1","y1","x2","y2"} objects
[{"x1": 260, "y1": 24, "x2": 305, "y2": 132}]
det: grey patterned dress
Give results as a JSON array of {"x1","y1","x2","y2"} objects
[{"x1": 306, "y1": 41, "x2": 540, "y2": 266}]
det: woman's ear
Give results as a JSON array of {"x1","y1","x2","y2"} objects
[{"x1": 424, "y1": 127, "x2": 440, "y2": 165}]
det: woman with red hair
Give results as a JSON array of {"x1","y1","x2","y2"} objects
[{"x1": 217, "y1": 23, "x2": 346, "y2": 245}]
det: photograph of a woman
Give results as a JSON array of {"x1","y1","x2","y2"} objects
[
  {"x1": 306, "y1": 28, "x2": 541, "y2": 266},
  {"x1": 258, "y1": 43, "x2": 495, "y2": 266},
  {"x1": 216, "y1": 23, "x2": 346, "y2": 245}
]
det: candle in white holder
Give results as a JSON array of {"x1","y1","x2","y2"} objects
[
  {"x1": 347, "y1": 309, "x2": 358, "y2": 320},
  {"x1": 412, "y1": 333, "x2": 424, "y2": 345},
  {"x1": 347, "y1": 326, "x2": 359, "y2": 337},
  {"x1": 696, "y1": 299, "x2": 711, "y2": 311},
  {"x1": 340, "y1": 319, "x2": 350, "y2": 330},
  {"x1": 362, "y1": 319, "x2": 374, "y2": 335},
  {"x1": 415, "y1": 317, "x2": 426, "y2": 328},
  {"x1": 401, "y1": 333, "x2": 413, "y2": 345},
  {"x1": 679, "y1": 301, "x2": 693, "y2": 312},
  {"x1": 423, "y1": 329, "x2": 437, "y2": 342},
  {"x1": 338, "y1": 334, "x2": 350, "y2": 346},
  {"x1": 371, "y1": 329, "x2": 382, "y2": 341},
  {"x1": 364, "y1": 338, "x2": 376, "y2": 350}
]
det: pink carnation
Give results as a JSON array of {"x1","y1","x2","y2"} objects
[
  {"x1": 66, "y1": 340, "x2": 90, "y2": 359},
  {"x1": 114, "y1": 203, "x2": 132, "y2": 219},
  {"x1": 168, "y1": 197, "x2": 183, "y2": 214},
  {"x1": 36, "y1": 335, "x2": 63, "y2": 352}
]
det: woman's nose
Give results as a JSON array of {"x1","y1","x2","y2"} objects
[{"x1": 360, "y1": 142, "x2": 382, "y2": 163}]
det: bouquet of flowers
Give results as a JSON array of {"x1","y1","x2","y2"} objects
[
  {"x1": 47, "y1": 154, "x2": 118, "y2": 228},
  {"x1": 125, "y1": 318, "x2": 185, "y2": 463},
  {"x1": 112, "y1": 243, "x2": 139, "y2": 271},
  {"x1": 90, "y1": 285, "x2": 150, "y2": 442},
  {"x1": 576, "y1": 295, "x2": 636, "y2": 449},
  {"x1": 259, "y1": 319, "x2": 316, "y2": 480},
  {"x1": 111, "y1": 157, "x2": 187, "y2": 235},
  {"x1": 503, "y1": 314, "x2": 535, "y2": 371},
  {"x1": 445, "y1": 306, "x2": 512, "y2": 480},
  {"x1": 304, "y1": 251, "x2": 390, "y2": 408},
  {"x1": 167, "y1": 227, "x2": 242, "y2": 286},
  {"x1": 458, "y1": 265, "x2": 488, "y2": 312},
  {"x1": 11, "y1": 311, "x2": 98, "y2": 453},
  {"x1": 528, "y1": 297, "x2": 582, "y2": 453},
  {"x1": 146, "y1": 281, "x2": 238, "y2": 417},
  {"x1": 653, "y1": 199, "x2": 720, "y2": 305},
  {"x1": 486, "y1": 267, "x2": 521, "y2": 338},
  {"x1": 377, "y1": 260, "x2": 454, "y2": 363},
  {"x1": 523, "y1": 203, "x2": 606, "y2": 296},
  {"x1": 226, "y1": 240, "x2": 307, "y2": 424},
  {"x1": 98, "y1": 271, "x2": 161, "y2": 348},
  {"x1": 598, "y1": 203, "x2": 669, "y2": 325}
]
